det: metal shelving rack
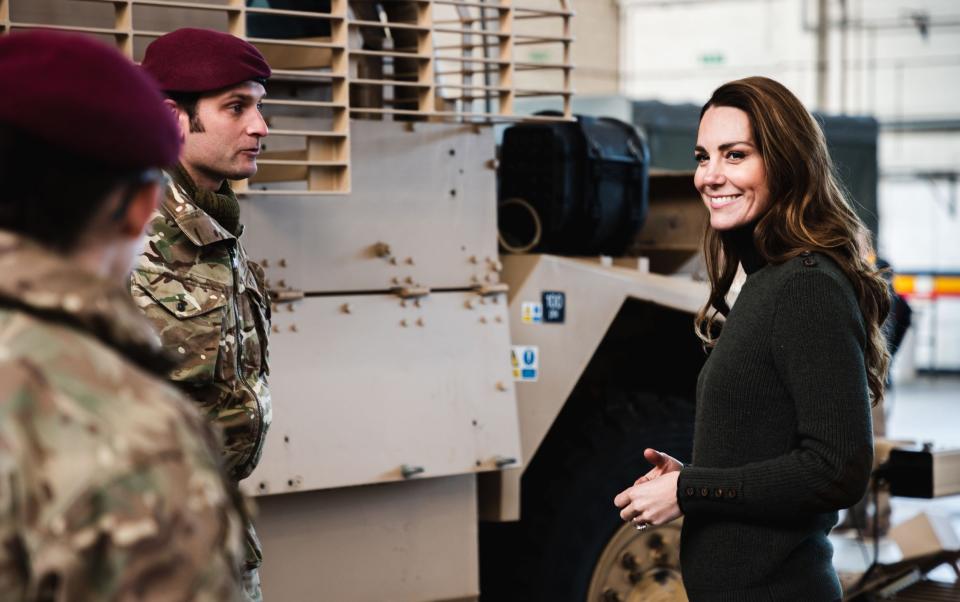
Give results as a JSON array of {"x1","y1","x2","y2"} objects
[{"x1": 0, "y1": 0, "x2": 574, "y2": 194}]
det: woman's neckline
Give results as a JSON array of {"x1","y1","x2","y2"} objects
[{"x1": 723, "y1": 222, "x2": 767, "y2": 275}]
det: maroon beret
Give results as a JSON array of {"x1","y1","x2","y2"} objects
[
  {"x1": 0, "y1": 30, "x2": 180, "y2": 169},
  {"x1": 141, "y1": 28, "x2": 271, "y2": 93}
]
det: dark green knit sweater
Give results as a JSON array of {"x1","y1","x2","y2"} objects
[{"x1": 677, "y1": 241, "x2": 873, "y2": 602}]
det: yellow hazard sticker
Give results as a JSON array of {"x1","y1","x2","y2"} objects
[{"x1": 521, "y1": 302, "x2": 543, "y2": 324}]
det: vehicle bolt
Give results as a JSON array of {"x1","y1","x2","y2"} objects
[
  {"x1": 495, "y1": 381, "x2": 507, "y2": 392},
  {"x1": 628, "y1": 571, "x2": 644, "y2": 585},
  {"x1": 416, "y1": 318, "x2": 424, "y2": 327},
  {"x1": 288, "y1": 304, "x2": 295, "y2": 313},
  {"x1": 289, "y1": 324, "x2": 298, "y2": 333},
  {"x1": 495, "y1": 316, "x2": 502, "y2": 323},
  {"x1": 479, "y1": 317, "x2": 487, "y2": 324},
  {"x1": 621, "y1": 552, "x2": 637, "y2": 570},
  {"x1": 405, "y1": 276, "x2": 414, "y2": 284},
  {"x1": 465, "y1": 300, "x2": 475, "y2": 309},
  {"x1": 278, "y1": 258, "x2": 287, "y2": 267},
  {"x1": 261, "y1": 259, "x2": 270, "y2": 267},
  {"x1": 601, "y1": 589, "x2": 622, "y2": 602},
  {"x1": 401, "y1": 464, "x2": 425, "y2": 479},
  {"x1": 277, "y1": 279, "x2": 287, "y2": 288},
  {"x1": 341, "y1": 303, "x2": 352, "y2": 314},
  {"x1": 469, "y1": 255, "x2": 478, "y2": 264},
  {"x1": 392, "y1": 277, "x2": 400, "y2": 285},
  {"x1": 414, "y1": 299, "x2": 421, "y2": 307},
  {"x1": 272, "y1": 325, "x2": 280, "y2": 334},
  {"x1": 646, "y1": 533, "x2": 664, "y2": 550},
  {"x1": 373, "y1": 242, "x2": 391, "y2": 258},
  {"x1": 405, "y1": 257, "x2": 414, "y2": 265},
  {"x1": 390, "y1": 257, "x2": 398, "y2": 265},
  {"x1": 400, "y1": 319, "x2": 409, "y2": 327}
]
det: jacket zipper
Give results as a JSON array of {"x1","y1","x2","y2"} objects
[{"x1": 230, "y1": 245, "x2": 264, "y2": 477}]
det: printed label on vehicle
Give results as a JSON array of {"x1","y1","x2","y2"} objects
[
  {"x1": 521, "y1": 301, "x2": 543, "y2": 324},
  {"x1": 511, "y1": 345, "x2": 539, "y2": 382},
  {"x1": 542, "y1": 291, "x2": 566, "y2": 323}
]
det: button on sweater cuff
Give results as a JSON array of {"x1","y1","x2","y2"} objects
[{"x1": 677, "y1": 468, "x2": 742, "y2": 515}]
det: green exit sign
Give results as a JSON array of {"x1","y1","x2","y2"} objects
[
  {"x1": 700, "y1": 53, "x2": 725, "y2": 65},
  {"x1": 528, "y1": 50, "x2": 552, "y2": 63}
]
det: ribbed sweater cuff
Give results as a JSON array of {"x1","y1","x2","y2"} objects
[{"x1": 677, "y1": 467, "x2": 744, "y2": 515}]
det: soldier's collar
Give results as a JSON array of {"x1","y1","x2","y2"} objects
[
  {"x1": 0, "y1": 230, "x2": 176, "y2": 375},
  {"x1": 161, "y1": 177, "x2": 241, "y2": 247}
]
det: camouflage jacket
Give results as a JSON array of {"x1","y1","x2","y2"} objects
[
  {"x1": 0, "y1": 231, "x2": 244, "y2": 601},
  {"x1": 130, "y1": 180, "x2": 272, "y2": 483}
]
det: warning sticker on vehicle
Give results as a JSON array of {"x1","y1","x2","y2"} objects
[
  {"x1": 542, "y1": 291, "x2": 566, "y2": 323},
  {"x1": 511, "y1": 345, "x2": 539, "y2": 382},
  {"x1": 521, "y1": 302, "x2": 543, "y2": 324}
]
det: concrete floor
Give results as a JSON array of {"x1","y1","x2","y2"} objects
[{"x1": 831, "y1": 376, "x2": 960, "y2": 585}]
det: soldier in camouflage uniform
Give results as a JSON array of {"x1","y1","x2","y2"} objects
[
  {"x1": 134, "y1": 28, "x2": 273, "y2": 601},
  {"x1": 0, "y1": 31, "x2": 243, "y2": 600}
]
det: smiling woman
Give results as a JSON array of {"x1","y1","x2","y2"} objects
[
  {"x1": 693, "y1": 105, "x2": 770, "y2": 232},
  {"x1": 614, "y1": 76, "x2": 893, "y2": 602}
]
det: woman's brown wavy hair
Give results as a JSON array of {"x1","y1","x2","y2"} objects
[{"x1": 694, "y1": 76, "x2": 890, "y2": 405}]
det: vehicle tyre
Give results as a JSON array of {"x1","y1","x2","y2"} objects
[{"x1": 480, "y1": 393, "x2": 694, "y2": 602}]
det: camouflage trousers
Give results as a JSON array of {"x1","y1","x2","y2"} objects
[
  {"x1": 242, "y1": 566, "x2": 263, "y2": 602},
  {"x1": 243, "y1": 515, "x2": 264, "y2": 601}
]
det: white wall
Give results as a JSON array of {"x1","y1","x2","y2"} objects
[{"x1": 619, "y1": 0, "x2": 960, "y2": 371}]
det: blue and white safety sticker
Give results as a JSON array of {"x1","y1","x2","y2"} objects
[
  {"x1": 521, "y1": 301, "x2": 543, "y2": 324},
  {"x1": 511, "y1": 345, "x2": 539, "y2": 382}
]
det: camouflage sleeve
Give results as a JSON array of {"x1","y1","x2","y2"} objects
[
  {"x1": 0, "y1": 364, "x2": 244, "y2": 602},
  {"x1": 13, "y1": 465, "x2": 243, "y2": 601},
  {"x1": 130, "y1": 270, "x2": 253, "y2": 481}
]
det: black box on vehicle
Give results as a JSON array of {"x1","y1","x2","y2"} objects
[{"x1": 498, "y1": 114, "x2": 650, "y2": 256}]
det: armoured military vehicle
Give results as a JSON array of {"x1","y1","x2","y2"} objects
[{"x1": 2, "y1": 1, "x2": 710, "y2": 600}]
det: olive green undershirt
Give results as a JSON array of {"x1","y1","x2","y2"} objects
[{"x1": 170, "y1": 163, "x2": 241, "y2": 236}]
